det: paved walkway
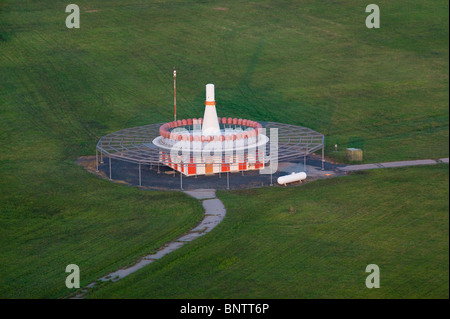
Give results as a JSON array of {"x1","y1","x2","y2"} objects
[
  {"x1": 71, "y1": 189, "x2": 225, "y2": 299},
  {"x1": 70, "y1": 157, "x2": 448, "y2": 298},
  {"x1": 337, "y1": 158, "x2": 449, "y2": 172}
]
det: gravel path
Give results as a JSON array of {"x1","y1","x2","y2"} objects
[
  {"x1": 70, "y1": 189, "x2": 225, "y2": 299},
  {"x1": 337, "y1": 158, "x2": 449, "y2": 172}
]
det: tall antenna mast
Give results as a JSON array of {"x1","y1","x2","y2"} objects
[{"x1": 173, "y1": 67, "x2": 177, "y2": 122}]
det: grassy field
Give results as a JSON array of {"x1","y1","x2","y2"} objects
[
  {"x1": 1, "y1": 0, "x2": 447, "y2": 161},
  {"x1": 0, "y1": 0, "x2": 448, "y2": 298},
  {"x1": 0, "y1": 164, "x2": 203, "y2": 298},
  {"x1": 89, "y1": 165, "x2": 449, "y2": 299}
]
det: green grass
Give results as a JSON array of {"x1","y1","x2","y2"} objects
[
  {"x1": 0, "y1": 160, "x2": 203, "y2": 298},
  {"x1": 0, "y1": 0, "x2": 448, "y2": 298},
  {"x1": 88, "y1": 165, "x2": 449, "y2": 299},
  {"x1": 1, "y1": 0, "x2": 448, "y2": 161}
]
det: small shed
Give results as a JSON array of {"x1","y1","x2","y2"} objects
[{"x1": 346, "y1": 148, "x2": 363, "y2": 161}]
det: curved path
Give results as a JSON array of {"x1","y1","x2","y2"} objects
[
  {"x1": 71, "y1": 189, "x2": 225, "y2": 299},
  {"x1": 71, "y1": 157, "x2": 449, "y2": 298}
]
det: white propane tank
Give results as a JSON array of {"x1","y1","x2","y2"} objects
[{"x1": 277, "y1": 172, "x2": 307, "y2": 185}]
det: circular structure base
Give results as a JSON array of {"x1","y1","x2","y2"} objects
[{"x1": 95, "y1": 121, "x2": 326, "y2": 189}]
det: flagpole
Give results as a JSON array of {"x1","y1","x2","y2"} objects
[{"x1": 173, "y1": 68, "x2": 176, "y2": 122}]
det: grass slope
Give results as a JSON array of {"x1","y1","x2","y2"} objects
[
  {"x1": 0, "y1": 163, "x2": 203, "y2": 298},
  {"x1": 89, "y1": 165, "x2": 449, "y2": 299},
  {"x1": 1, "y1": 0, "x2": 448, "y2": 162}
]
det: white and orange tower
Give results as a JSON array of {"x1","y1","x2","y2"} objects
[
  {"x1": 201, "y1": 84, "x2": 221, "y2": 137},
  {"x1": 153, "y1": 83, "x2": 268, "y2": 176}
]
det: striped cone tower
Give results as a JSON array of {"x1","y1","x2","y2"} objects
[{"x1": 202, "y1": 84, "x2": 221, "y2": 137}]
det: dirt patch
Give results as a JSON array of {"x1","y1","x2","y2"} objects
[
  {"x1": 85, "y1": 9, "x2": 100, "y2": 13},
  {"x1": 213, "y1": 7, "x2": 228, "y2": 11},
  {"x1": 76, "y1": 156, "x2": 129, "y2": 185},
  {"x1": 77, "y1": 156, "x2": 97, "y2": 171}
]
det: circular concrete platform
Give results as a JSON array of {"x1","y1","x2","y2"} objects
[{"x1": 78, "y1": 154, "x2": 343, "y2": 191}]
